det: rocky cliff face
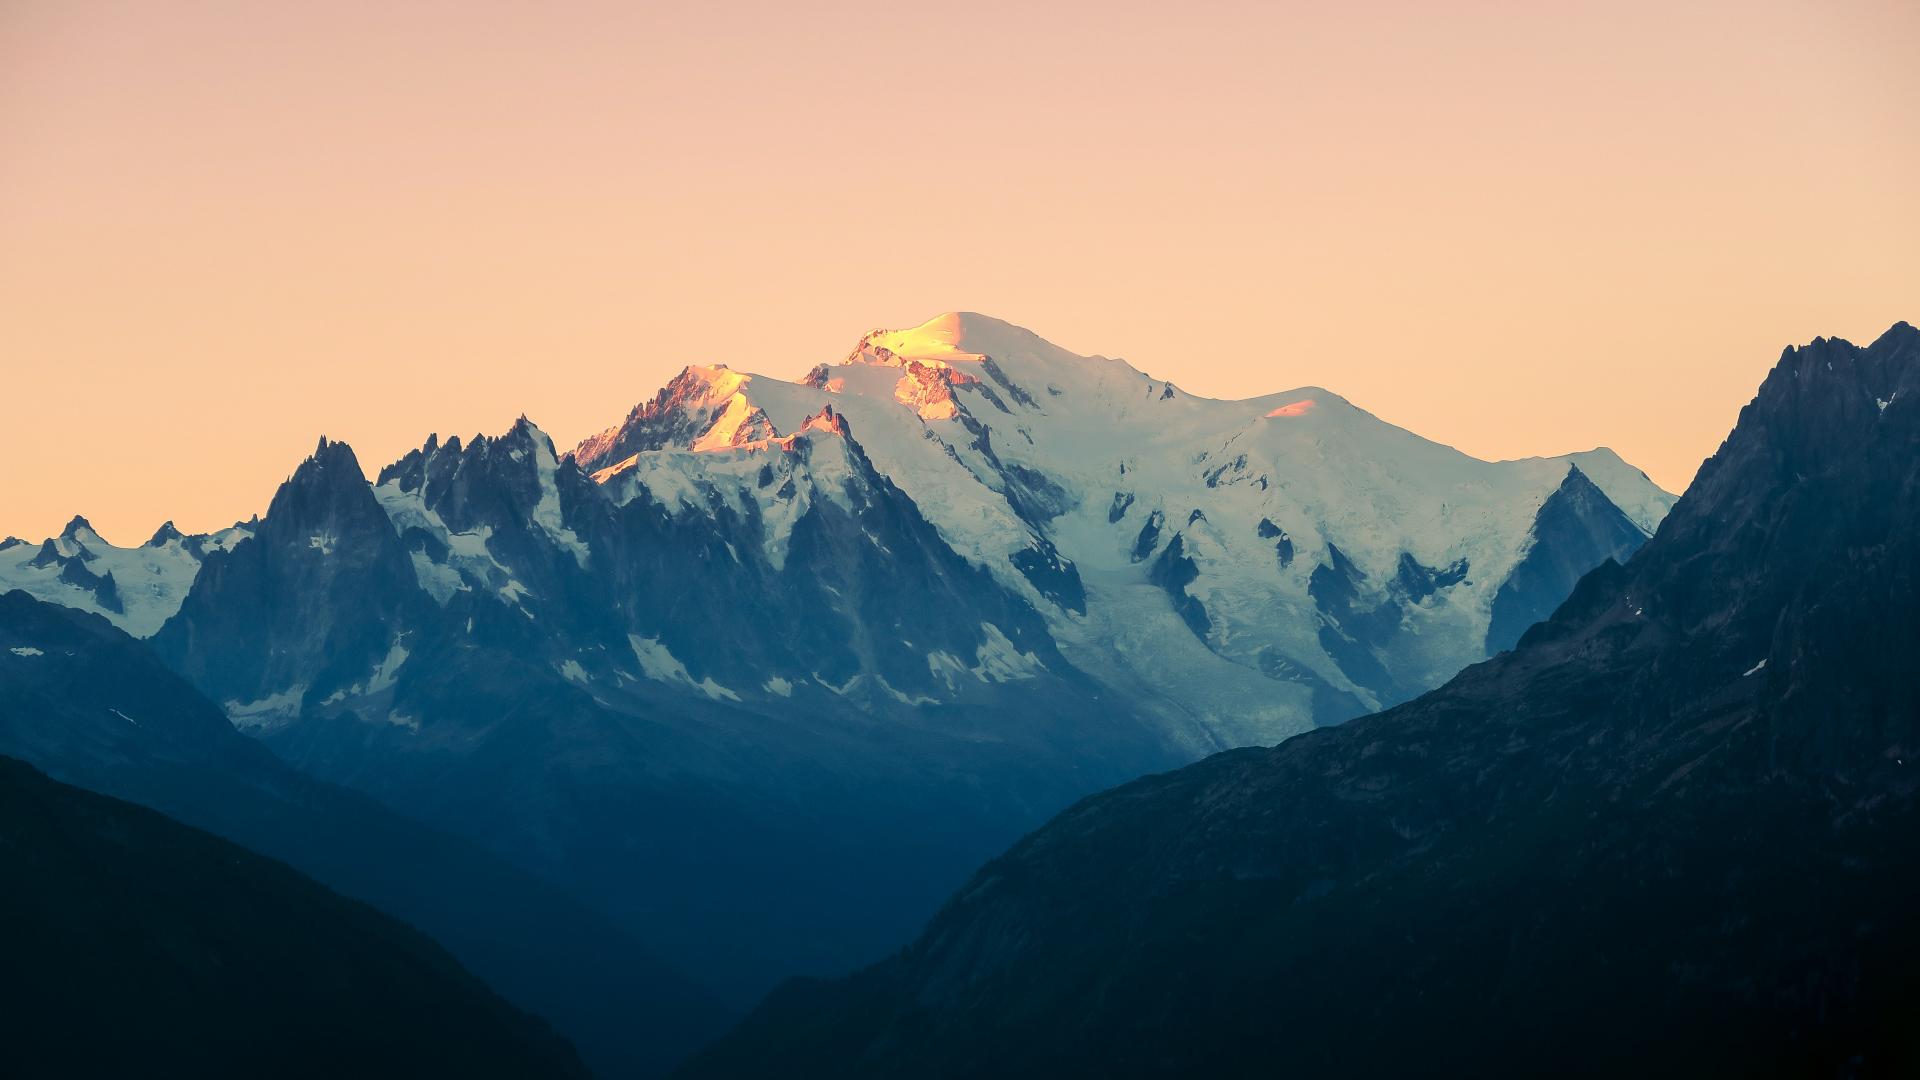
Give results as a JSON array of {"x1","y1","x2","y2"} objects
[
  {"x1": 683, "y1": 321, "x2": 1920, "y2": 1078},
  {"x1": 1484, "y1": 463, "x2": 1651, "y2": 653},
  {"x1": 152, "y1": 438, "x2": 428, "y2": 729}
]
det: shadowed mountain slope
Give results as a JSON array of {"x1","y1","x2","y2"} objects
[
  {"x1": 0, "y1": 755, "x2": 587, "y2": 1080},
  {"x1": 0, "y1": 589, "x2": 729, "y2": 1078},
  {"x1": 684, "y1": 324, "x2": 1920, "y2": 1078}
]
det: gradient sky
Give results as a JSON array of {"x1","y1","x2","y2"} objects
[{"x1": 3, "y1": 0, "x2": 1917, "y2": 542}]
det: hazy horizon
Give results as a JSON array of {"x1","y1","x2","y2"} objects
[{"x1": 5, "y1": 0, "x2": 1917, "y2": 541}]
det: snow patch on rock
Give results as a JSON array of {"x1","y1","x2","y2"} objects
[
  {"x1": 973, "y1": 624, "x2": 1043, "y2": 682},
  {"x1": 374, "y1": 481, "x2": 528, "y2": 607},
  {"x1": 628, "y1": 634, "x2": 740, "y2": 701},
  {"x1": 529, "y1": 430, "x2": 591, "y2": 568},
  {"x1": 225, "y1": 685, "x2": 306, "y2": 732}
]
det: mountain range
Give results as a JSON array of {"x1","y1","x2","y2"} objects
[
  {"x1": 2, "y1": 313, "x2": 1673, "y2": 743},
  {"x1": 684, "y1": 321, "x2": 1920, "y2": 1077},
  {"x1": 2, "y1": 312, "x2": 1678, "y2": 1069}
]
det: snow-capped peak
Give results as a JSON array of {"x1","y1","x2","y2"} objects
[
  {"x1": 849, "y1": 312, "x2": 1087, "y2": 370},
  {"x1": 144, "y1": 521, "x2": 187, "y2": 548},
  {"x1": 572, "y1": 364, "x2": 778, "y2": 471},
  {"x1": 671, "y1": 364, "x2": 751, "y2": 404},
  {"x1": 46, "y1": 517, "x2": 102, "y2": 560},
  {"x1": 552, "y1": 311, "x2": 1678, "y2": 744},
  {"x1": 0, "y1": 514, "x2": 254, "y2": 638}
]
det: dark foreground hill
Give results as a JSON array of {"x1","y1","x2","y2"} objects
[
  {"x1": 0, "y1": 755, "x2": 586, "y2": 1079},
  {"x1": 685, "y1": 324, "x2": 1920, "y2": 1079},
  {"x1": 0, "y1": 590, "x2": 729, "y2": 1077}
]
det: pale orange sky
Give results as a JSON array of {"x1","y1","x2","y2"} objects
[{"x1": 3, "y1": 0, "x2": 1916, "y2": 543}]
